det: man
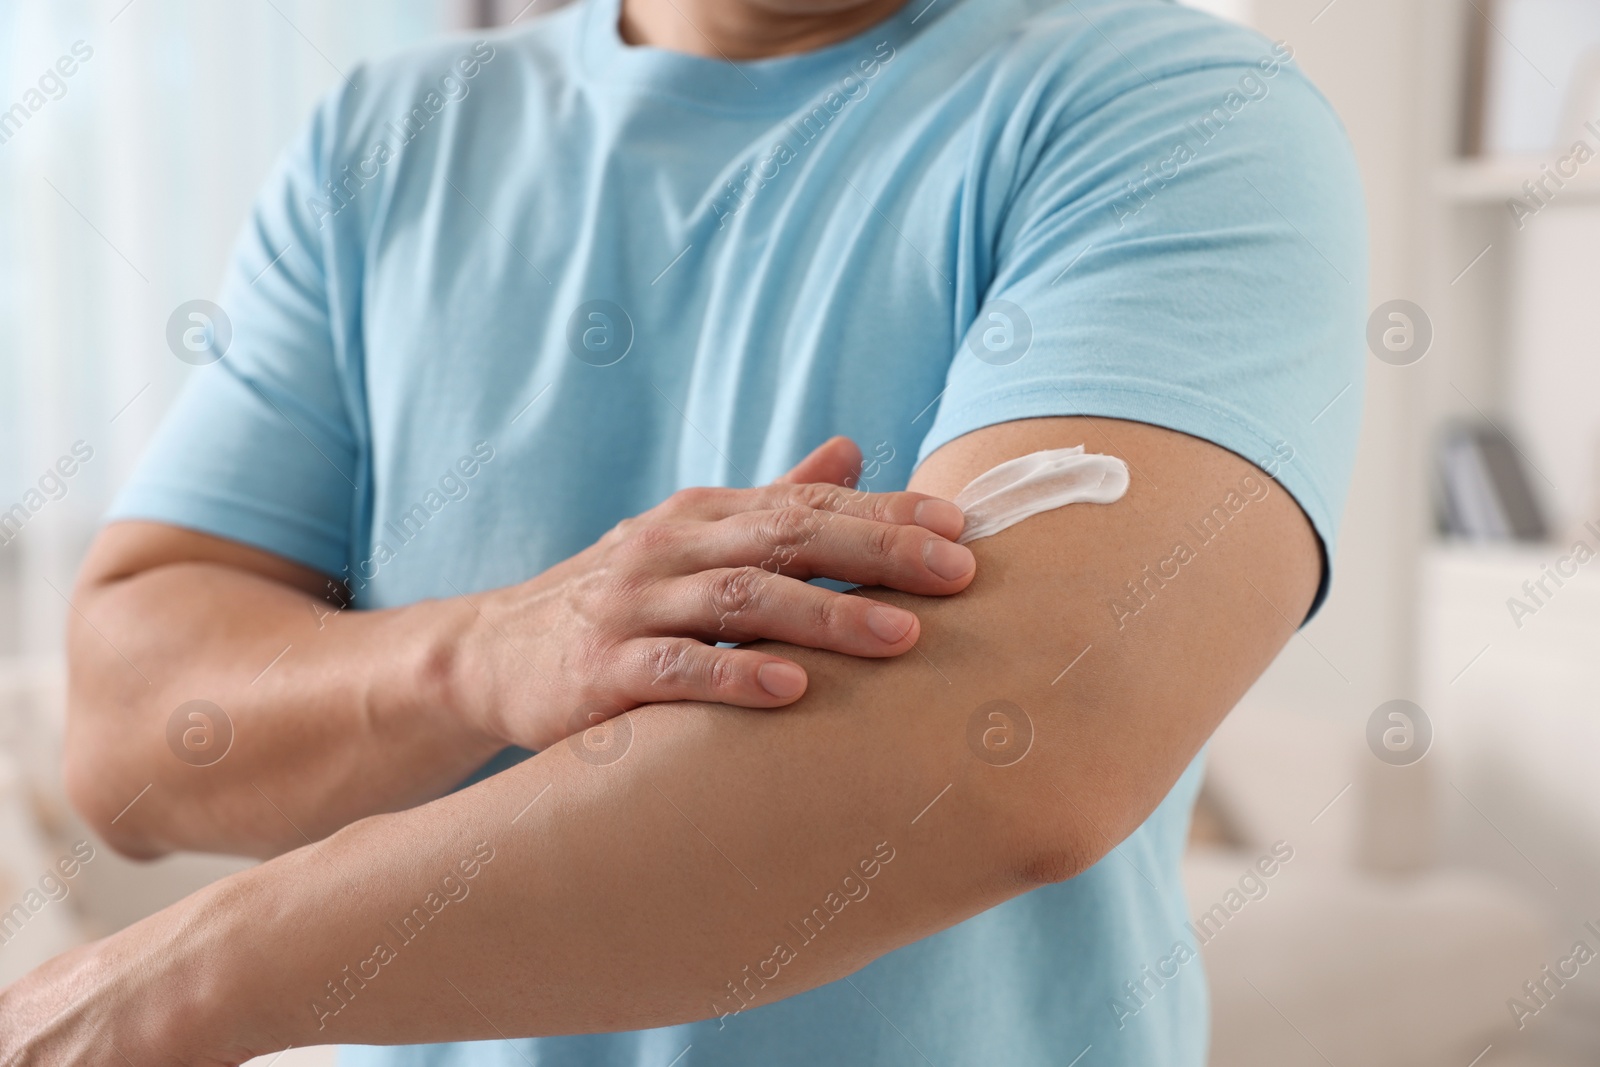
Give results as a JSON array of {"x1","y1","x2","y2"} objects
[{"x1": 0, "y1": 0, "x2": 1364, "y2": 1062}]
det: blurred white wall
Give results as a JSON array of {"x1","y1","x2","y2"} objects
[
  {"x1": 0, "y1": 12, "x2": 461, "y2": 1061},
  {"x1": 1226, "y1": 0, "x2": 1426, "y2": 730},
  {"x1": 1179, "y1": 0, "x2": 1252, "y2": 22},
  {"x1": 0, "y1": 0, "x2": 458, "y2": 661}
]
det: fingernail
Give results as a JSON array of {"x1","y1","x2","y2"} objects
[
  {"x1": 866, "y1": 605, "x2": 918, "y2": 644},
  {"x1": 914, "y1": 499, "x2": 965, "y2": 538},
  {"x1": 758, "y1": 661, "x2": 807, "y2": 699},
  {"x1": 922, "y1": 538, "x2": 975, "y2": 581}
]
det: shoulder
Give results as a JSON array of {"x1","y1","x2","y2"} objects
[
  {"x1": 301, "y1": 8, "x2": 583, "y2": 176},
  {"x1": 963, "y1": 1, "x2": 1362, "y2": 234},
  {"x1": 939, "y1": 0, "x2": 1361, "y2": 240},
  {"x1": 994, "y1": 0, "x2": 1312, "y2": 107},
  {"x1": 268, "y1": 9, "x2": 584, "y2": 241},
  {"x1": 955, "y1": 0, "x2": 1347, "y2": 179}
]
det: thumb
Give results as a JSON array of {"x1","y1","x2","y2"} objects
[{"x1": 777, "y1": 436, "x2": 863, "y2": 486}]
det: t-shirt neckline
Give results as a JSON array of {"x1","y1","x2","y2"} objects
[{"x1": 578, "y1": 0, "x2": 944, "y2": 113}]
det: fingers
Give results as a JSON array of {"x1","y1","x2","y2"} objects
[
  {"x1": 777, "y1": 436, "x2": 862, "y2": 487},
  {"x1": 614, "y1": 637, "x2": 813, "y2": 708},
  {"x1": 661, "y1": 482, "x2": 966, "y2": 543},
  {"x1": 671, "y1": 510, "x2": 975, "y2": 594},
  {"x1": 652, "y1": 567, "x2": 923, "y2": 656},
  {"x1": 750, "y1": 482, "x2": 964, "y2": 543}
]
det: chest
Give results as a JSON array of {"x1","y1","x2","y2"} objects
[{"x1": 350, "y1": 86, "x2": 990, "y2": 603}]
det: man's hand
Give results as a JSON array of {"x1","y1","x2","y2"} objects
[
  {"x1": 65, "y1": 437, "x2": 969, "y2": 858},
  {"x1": 453, "y1": 435, "x2": 973, "y2": 751}
]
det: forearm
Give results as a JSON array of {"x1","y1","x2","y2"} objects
[
  {"x1": 63, "y1": 453, "x2": 973, "y2": 861},
  {"x1": 168, "y1": 420, "x2": 1315, "y2": 1049},
  {"x1": 198, "y1": 647, "x2": 1038, "y2": 1049},
  {"x1": 66, "y1": 558, "x2": 497, "y2": 859}
]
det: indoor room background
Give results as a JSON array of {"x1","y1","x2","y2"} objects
[{"x1": 1, "y1": 1, "x2": 1596, "y2": 1064}]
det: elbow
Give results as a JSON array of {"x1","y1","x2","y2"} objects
[
  {"x1": 1008, "y1": 832, "x2": 1101, "y2": 888},
  {"x1": 1001, "y1": 781, "x2": 1118, "y2": 888},
  {"x1": 64, "y1": 773, "x2": 166, "y2": 862},
  {"x1": 61, "y1": 580, "x2": 179, "y2": 859},
  {"x1": 62, "y1": 732, "x2": 168, "y2": 861},
  {"x1": 62, "y1": 674, "x2": 170, "y2": 862}
]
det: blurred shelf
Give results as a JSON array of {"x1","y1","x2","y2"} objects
[
  {"x1": 1423, "y1": 538, "x2": 1553, "y2": 570},
  {"x1": 1420, "y1": 538, "x2": 1600, "y2": 687},
  {"x1": 1435, "y1": 157, "x2": 1600, "y2": 204},
  {"x1": 1421, "y1": 538, "x2": 1600, "y2": 590}
]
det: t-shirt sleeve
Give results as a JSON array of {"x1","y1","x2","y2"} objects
[
  {"x1": 917, "y1": 53, "x2": 1367, "y2": 620},
  {"x1": 107, "y1": 87, "x2": 365, "y2": 580}
]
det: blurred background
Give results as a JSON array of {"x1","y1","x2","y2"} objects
[{"x1": 1, "y1": 0, "x2": 1596, "y2": 1064}]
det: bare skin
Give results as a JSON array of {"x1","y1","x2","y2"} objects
[
  {"x1": 65, "y1": 438, "x2": 972, "y2": 859},
  {"x1": 0, "y1": 416, "x2": 1318, "y2": 1061},
  {"x1": 620, "y1": 0, "x2": 913, "y2": 58}
]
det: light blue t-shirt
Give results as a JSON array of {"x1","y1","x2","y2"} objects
[{"x1": 111, "y1": 0, "x2": 1366, "y2": 1062}]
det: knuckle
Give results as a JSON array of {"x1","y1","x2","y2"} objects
[
  {"x1": 602, "y1": 516, "x2": 640, "y2": 548},
  {"x1": 871, "y1": 493, "x2": 903, "y2": 523},
  {"x1": 563, "y1": 632, "x2": 612, "y2": 689},
  {"x1": 625, "y1": 520, "x2": 676, "y2": 558},
  {"x1": 789, "y1": 482, "x2": 836, "y2": 513},
  {"x1": 811, "y1": 593, "x2": 843, "y2": 634},
  {"x1": 645, "y1": 639, "x2": 694, "y2": 685},
  {"x1": 760, "y1": 507, "x2": 816, "y2": 552},
  {"x1": 865, "y1": 521, "x2": 899, "y2": 562},
  {"x1": 706, "y1": 654, "x2": 742, "y2": 694},
  {"x1": 598, "y1": 567, "x2": 650, "y2": 611},
  {"x1": 574, "y1": 633, "x2": 610, "y2": 672},
  {"x1": 669, "y1": 485, "x2": 717, "y2": 513},
  {"x1": 708, "y1": 566, "x2": 764, "y2": 619}
]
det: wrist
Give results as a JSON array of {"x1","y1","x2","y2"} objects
[
  {"x1": 195, "y1": 856, "x2": 352, "y2": 1053},
  {"x1": 399, "y1": 593, "x2": 509, "y2": 757},
  {"x1": 113, "y1": 868, "x2": 297, "y2": 1060}
]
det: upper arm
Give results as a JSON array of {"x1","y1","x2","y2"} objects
[
  {"x1": 831, "y1": 46, "x2": 1352, "y2": 860},
  {"x1": 405, "y1": 414, "x2": 1321, "y2": 1035},
  {"x1": 615, "y1": 414, "x2": 1317, "y2": 893},
  {"x1": 76, "y1": 521, "x2": 335, "y2": 602},
  {"x1": 889, "y1": 414, "x2": 1318, "y2": 867},
  {"x1": 920, "y1": 44, "x2": 1365, "y2": 624},
  {"x1": 640, "y1": 408, "x2": 1323, "y2": 887}
]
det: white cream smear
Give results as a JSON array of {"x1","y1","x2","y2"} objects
[{"x1": 951, "y1": 445, "x2": 1130, "y2": 544}]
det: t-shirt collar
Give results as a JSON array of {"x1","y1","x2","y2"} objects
[{"x1": 578, "y1": 0, "x2": 951, "y2": 113}]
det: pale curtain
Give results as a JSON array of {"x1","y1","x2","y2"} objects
[{"x1": 0, "y1": 0, "x2": 462, "y2": 658}]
